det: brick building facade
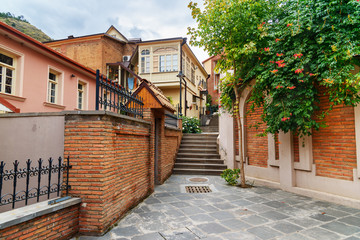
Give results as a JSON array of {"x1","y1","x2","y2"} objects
[{"x1": 219, "y1": 80, "x2": 360, "y2": 208}]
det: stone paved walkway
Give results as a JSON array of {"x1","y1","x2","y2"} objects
[{"x1": 76, "y1": 175, "x2": 360, "y2": 240}]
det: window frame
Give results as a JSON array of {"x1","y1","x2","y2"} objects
[
  {"x1": 46, "y1": 67, "x2": 63, "y2": 105},
  {"x1": 77, "y1": 80, "x2": 88, "y2": 110},
  {"x1": 0, "y1": 51, "x2": 16, "y2": 95},
  {"x1": 141, "y1": 49, "x2": 150, "y2": 73},
  {"x1": 159, "y1": 54, "x2": 178, "y2": 72}
]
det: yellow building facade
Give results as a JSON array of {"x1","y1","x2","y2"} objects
[{"x1": 136, "y1": 38, "x2": 208, "y2": 118}]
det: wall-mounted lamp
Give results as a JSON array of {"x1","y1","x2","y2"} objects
[{"x1": 70, "y1": 74, "x2": 76, "y2": 78}]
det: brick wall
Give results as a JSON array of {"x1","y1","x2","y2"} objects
[
  {"x1": 64, "y1": 113, "x2": 153, "y2": 235},
  {"x1": 245, "y1": 99, "x2": 268, "y2": 167},
  {"x1": 312, "y1": 87, "x2": 357, "y2": 181},
  {"x1": 159, "y1": 127, "x2": 182, "y2": 183},
  {"x1": 0, "y1": 204, "x2": 79, "y2": 240},
  {"x1": 207, "y1": 56, "x2": 221, "y2": 105}
]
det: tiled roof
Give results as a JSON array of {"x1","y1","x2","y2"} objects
[{"x1": 134, "y1": 79, "x2": 176, "y2": 112}]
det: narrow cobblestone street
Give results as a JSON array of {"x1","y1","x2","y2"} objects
[{"x1": 76, "y1": 175, "x2": 360, "y2": 240}]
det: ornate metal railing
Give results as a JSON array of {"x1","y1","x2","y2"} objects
[
  {"x1": 95, "y1": 70, "x2": 144, "y2": 118},
  {"x1": 0, "y1": 157, "x2": 71, "y2": 209}
]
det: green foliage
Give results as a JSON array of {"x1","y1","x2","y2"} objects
[
  {"x1": 167, "y1": 96, "x2": 174, "y2": 105},
  {"x1": 182, "y1": 116, "x2": 202, "y2": 133},
  {"x1": 249, "y1": 0, "x2": 360, "y2": 137},
  {"x1": 189, "y1": 0, "x2": 360, "y2": 137},
  {"x1": 0, "y1": 12, "x2": 28, "y2": 23},
  {"x1": 220, "y1": 169, "x2": 240, "y2": 186},
  {"x1": 206, "y1": 94, "x2": 212, "y2": 105},
  {"x1": 0, "y1": 12, "x2": 52, "y2": 42}
]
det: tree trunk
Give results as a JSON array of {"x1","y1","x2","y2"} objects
[{"x1": 233, "y1": 85, "x2": 246, "y2": 188}]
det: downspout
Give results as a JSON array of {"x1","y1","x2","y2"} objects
[{"x1": 178, "y1": 38, "x2": 187, "y2": 117}]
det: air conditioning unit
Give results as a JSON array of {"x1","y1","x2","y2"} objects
[{"x1": 123, "y1": 55, "x2": 131, "y2": 62}]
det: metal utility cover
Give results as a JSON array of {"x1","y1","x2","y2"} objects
[{"x1": 185, "y1": 185, "x2": 212, "y2": 193}]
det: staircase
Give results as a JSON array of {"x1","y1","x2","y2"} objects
[
  {"x1": 173, "y1": 133, "x2": 227, "y2": 175},
  {"x1": 200, "y1": 115, "x2": 219, "y2": 133}
]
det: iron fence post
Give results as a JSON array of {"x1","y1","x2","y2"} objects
[
  {"x1": 37, "y1": 158, "x2": 42, "y2": 202},
  {"x1": 47, "y1": 158, "x2": 53, "y2": 199},
  {"x1": 0, "y1": 161, "x2": 4, "y2": 200},
  {"x1": 96, "y1": 70, "x2": 100, "y2": 110},
  {"x1": 25, "y1": 159, "x2": 31, "y2": 206},
  {"x1": 12, "y1": 160, "x2": 19, "y2": 209},
  {"x1": 66, "y1": 156, "x2": 70, "y2": 196},
  {"x1": 57, "y1": 157, "x2": 62, "y2": 197}
]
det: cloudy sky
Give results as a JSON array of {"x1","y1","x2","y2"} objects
[{"x1": 2, "y1": 0, "x2": 209, "y2": 62}]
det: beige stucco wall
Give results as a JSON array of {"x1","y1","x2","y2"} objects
[
  {"x1": 219, "y1": 110, "x2": 235, "y2": 168},
  {"x1": 0, "y1": 114, "x2": 65, "y2": 212},
  {"x1": 138, "y1": 41, "x2": 207, "y2": 118}
]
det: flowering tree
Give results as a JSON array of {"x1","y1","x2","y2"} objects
[
  {"x1": 250, "y1": 0, "x2": 360, "y2": 137},
  {"x1": 189, "y1": 0, "x2": 360, "y2": 187},
  {"x1": 188, "y1": 0, "x2": 278, "y2": 187}
]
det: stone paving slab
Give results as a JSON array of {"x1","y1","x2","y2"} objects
[{"x1": 74, "y1": 175, "x2": 360, "y2": 240}]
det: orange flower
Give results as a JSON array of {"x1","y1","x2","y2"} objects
[
  {"x1": 278, "y1": 63, "x2": 286, "y2": 68},
  {"x1": 309, "y1": 73, "x2": 315, "y2": 76},
  {"x1": 294, "y1": 53, "x2": 303, "y2": 59},
  {"x1": 287, "y1": 86, "x2": 296, "y2": 90},
  {"x1": 275, "y1": 85, "x2": 283, "y2": 89},
  {"x1": 275, "y1": 38, "x2": 281, "y2": 42},
  {"x1": 323, "y1": 78, "x2": 334, "y2": 84},
  {"x1": 295, "y1": 69, "x2": 304, "y2": 74},
  {"x1": 287, "y1": 23, "x2": 293, "y2": 27},
  {"x1": 299, "y1": 80, "x2": 304, "y2": 82},
  {"x1": 276, "y1": 53, "x2": 283, "y2": 56},
  {"x1": 276, "y1": 60, "x2": 285, "y2": 64},
  {"x1": 264, "y1": 47, "x2": 270, "y2": 52},
  {"x1": 271, "y1": 69, "x2": 278, "y2": 73}
]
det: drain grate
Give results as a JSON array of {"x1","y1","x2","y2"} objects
[{"x1": 185, "y1": 185, "x2": 212, "y2": 193}]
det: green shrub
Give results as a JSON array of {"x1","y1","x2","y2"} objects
[
  {"x1": 221, "y1": 169, "x2": 240, "y2": 186},
  {"x1": 182, "y1": 116, "x2": 202, "y2": 133}
]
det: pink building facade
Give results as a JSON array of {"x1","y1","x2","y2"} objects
[{"x1": 0, "y1": 22, "x2": 96, "y2": 113}]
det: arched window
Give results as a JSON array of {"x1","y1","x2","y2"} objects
[
  {"x1": 141, "y1": 49, "x2": 150, "y2": 73},
  {"x1": 141, "y1": 49, "x2": 150, "y2": 55}
]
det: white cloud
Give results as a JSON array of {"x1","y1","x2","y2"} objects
[{"x1": 1, "y1": 0, "x2": 209, "y2": 61}]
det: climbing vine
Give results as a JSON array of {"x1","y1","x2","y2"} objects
[
  {"x1": 189, "y1": 0, "x2": 360, "y2": 138},
  {"x1": 250, "y1": 0, "x2": 360, "y2": 137}
]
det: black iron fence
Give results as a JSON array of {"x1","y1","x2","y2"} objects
[
  {"x1": 165, "y1": 113, "x2": 180, "y2": 128},
  {"x1": 0, "y1": 157, "x2": 71, "y2": 210},
  {"x1": 95, "y1": 70, "x2": 144, "y2": 118}
]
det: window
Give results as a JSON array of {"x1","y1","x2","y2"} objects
[
  {"x1": 78, "y1": 82, "x2": 87, "y2": 110},
  {"x1": 191, "y1": 63, "x2": 195, "y2": 84},
  {"x1": 0, "y1": 52, "x2": 15, "y2": 94},
  {"x1": 47, "y1": 69, "x2": 62, "y2": 104},
  {"x1": 48, "y1": 72, "x2": 57, "y2": 103},
  {"x1": 186, "y1": 57, "x2": 190, "y2": 78},
  {"x1": 141, "y1": 49, "x2": 150, "y2": 73},
  {"x1": 159, "y1": 54, "x2": 178, "y2": 72}
]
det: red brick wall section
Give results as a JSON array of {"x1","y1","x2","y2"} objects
[
  {"x1": 159, "y1": 127, "x2": 182, "y2": 184},
  {"x1": 234, "y1": 118, "x2": 239, "y2": 156},
  {"x1": 312, "y1": 87, "x2": 357, "y2": 181},
  {"x1": 207, "y1": 56, "x2": 221, "y2": 105},
  {"x1": 0, "y1": 204, "x2": 79, "y2": 240},
  {"x1": 293, "y1": 132, "x2": 300, "y2": 162},
  {"x1": 245, "y1": 99, "x2": 268, "y2": 167},
  {"x1": 64, "y1": 113, "x2": 152, "y2": 235}
]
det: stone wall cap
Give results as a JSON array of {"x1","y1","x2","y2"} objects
[{"x1": 0, "y1": 197, "x2": 81, "y2": 230}]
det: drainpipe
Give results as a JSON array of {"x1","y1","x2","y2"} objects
[{"x1": 178, "y1": 38, "x2": 187, "y2": 117}]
